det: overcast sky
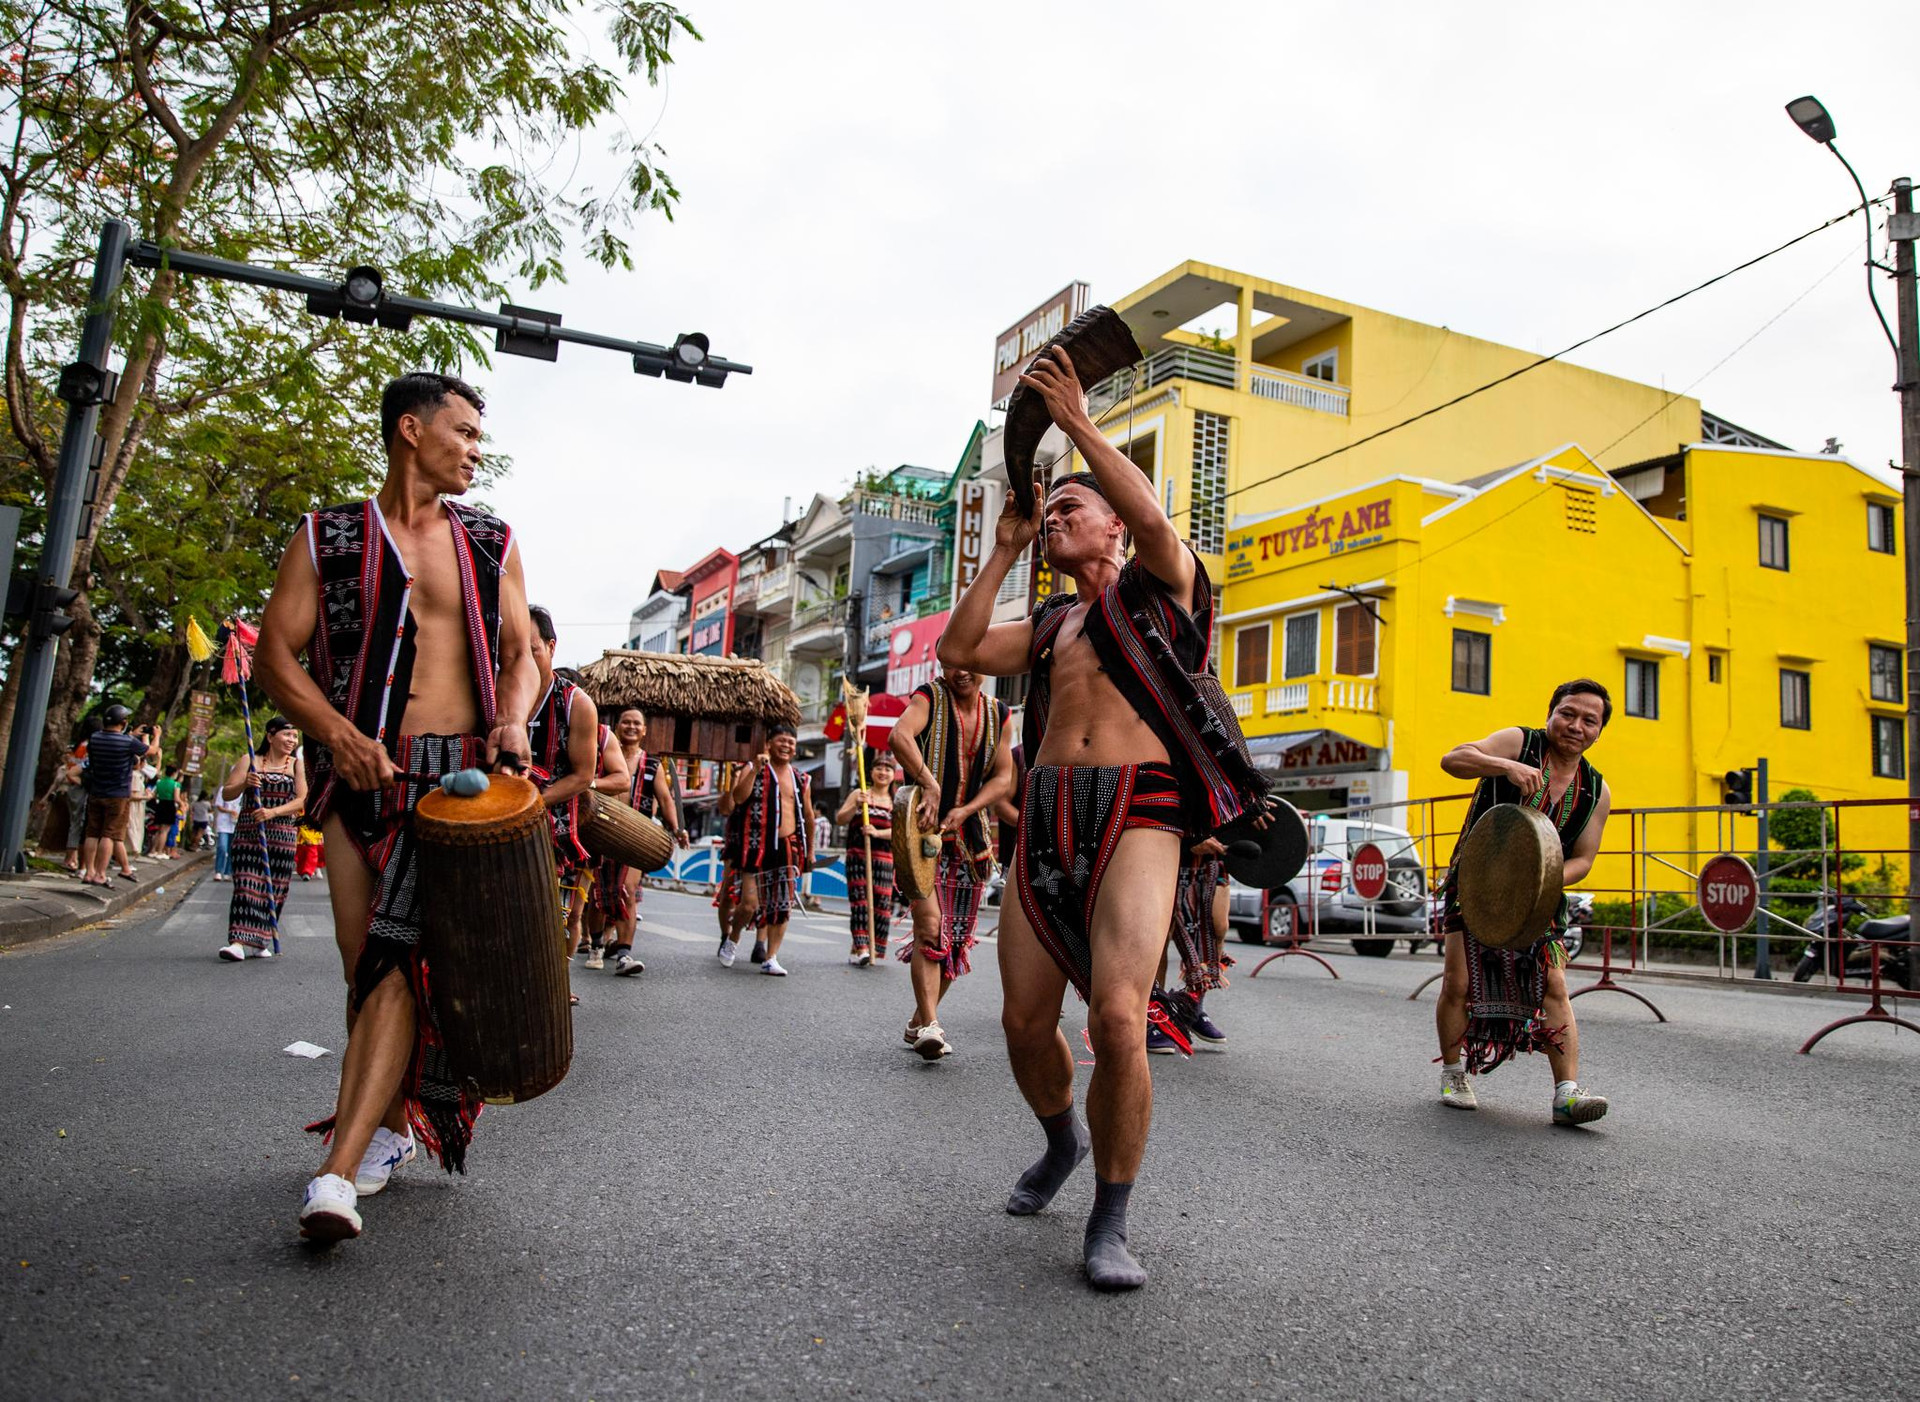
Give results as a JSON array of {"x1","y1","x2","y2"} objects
[{"x1": 468, "y1": 0, "x2": 1918, "y2": 669}]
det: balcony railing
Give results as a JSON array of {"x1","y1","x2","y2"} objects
[
  {"x1": 1248, "y1": 365, "x2": 1349, "y2": 417},
  {"x1": 847, "y1": 488, "x2": 943, "y2": 526},
  {"x1": 1087, "y1": 346, "x2": 1348, "y2": 418},
  {"x1": 1267, "y1": 682, "x2": 1310, "y2": 714},
  {"x1": 1237, "y1": 677, "x2": 1379, "y2": 720},
  {"x1": 757, "y1": 563, "x2": 794, "y2": 608},
  {"x1": 789, "y1": 594, "x2": 850, "y2": 645},
  {"x1": 732, "y1": 573, "x2": 760, "y2": 608}
]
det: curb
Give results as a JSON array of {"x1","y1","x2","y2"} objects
[{"x1": 0, "y1": 849, "x2": 213, "y2": 952}]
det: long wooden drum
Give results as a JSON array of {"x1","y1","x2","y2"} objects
[
  {"x1": 577, "y1": 789, "x2": 673, "y2": 872},
  {"x1": 413, "y1": 774, "x2": 571, "y2": 1104}
]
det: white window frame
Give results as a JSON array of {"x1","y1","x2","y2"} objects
[
  {"x1": 1302, "y1": 349, "x2": 1338, "y2": 383},
  {"x1": 1280, "y1": 609, "x2": 1321, "y2": 681},
  {"x1": 1233, "y1": 621, "x2": 1271, "y2": 689},
  {"x1": 1332, "y1": 601, "x2": 1379, "y2": 679}
]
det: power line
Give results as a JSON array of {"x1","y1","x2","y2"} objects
[{"x1": 1160, "y1": 194, "x2": 1887, "y2": 522}]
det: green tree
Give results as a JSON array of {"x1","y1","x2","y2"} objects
[{"x1": 0, "y1": 0, "x2": 699, "y2": 792}]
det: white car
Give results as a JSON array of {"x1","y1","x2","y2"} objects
[{"x1": 1227, "y1": 813, "x2": 1430, "y2": 956}]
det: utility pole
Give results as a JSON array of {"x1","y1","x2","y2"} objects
[
  {"x1": 1890, "y1": 176, "x2": 1920, "y2": 991},
  {"x1": 0, "y1": 221, "x2": 129, "y2": 871},
  {"x1": 1754, "y1": 756, "x2": 1772, "y2": 979}
]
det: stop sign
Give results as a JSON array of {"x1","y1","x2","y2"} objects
[
  {"x1": 1698, "y1": 853, "x2": 1759, "y2": 932},
  {"x1": 863, "y1": 692, "x2": 908, "y2": 751},
  {"x1": 1350, "y1": 842, "x2": 1390, "y2": 902}
]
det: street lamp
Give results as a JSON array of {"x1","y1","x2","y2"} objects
[{"x1": 1786, "y1": 95, "x2": 1920, "y2": 989}]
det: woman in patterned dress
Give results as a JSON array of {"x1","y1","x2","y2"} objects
[
  {"x1": 836, "y1": 752, "x2": 897, "y2": 965},
  {"x1": 217, "y1": 716, "x2": 307, "y2": 962}
]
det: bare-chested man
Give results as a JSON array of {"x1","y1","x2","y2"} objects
[
  {"x1": 939, "y1": 346, "x2": 1269, "y2": 1291},
  {"x1": 1434, "y1": 682, "x2": 1614, "y2": 1126},
  {"x1": 724, "y1": 723, "x2": 814, "y2": 976},
  {"x1": 587, "y1": 706, "x2": 683, "y2": 976},
  {"x1": 524, "y1": 626, "x2": 626, "y2": 982},
  {"x1": 255, "y1": 372, "x2": 538, "y2": 1244},
  {"x1": 888, "y1": 665, "x2": 1015, "y2": 1058}
]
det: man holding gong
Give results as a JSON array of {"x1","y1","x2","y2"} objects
[{"x1": 1434, "y1": 680, "x2": 1614, "y2": 1126}]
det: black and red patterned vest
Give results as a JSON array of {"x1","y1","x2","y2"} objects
[
  {"x1": 529, "y1": 676, "x2": 588, "y2": 865},
  {"x1": 302, "y1": 497, "x2": 511, "y2": 822},
  {"x1": 739, "y1": 763, "x2": 813, "y2": 873},
  {"x1": 1026, "y1": 547, "x2": 1265, "y2": 838}
]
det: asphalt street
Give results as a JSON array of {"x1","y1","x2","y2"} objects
[{"x1": 2, "y1": 872, "x2": 1915, "y2": 1401}]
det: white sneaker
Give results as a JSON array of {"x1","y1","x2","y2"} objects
[
  {"x1": 761, "y1": 957, "x2": 788, "y2": 977},
  {"x1": 914, "y1": 1023, "x2": 951, "y2": 1060},
  {"x1": 299, "y1": 1173, "x2": 362, "y2": 1242},
  {"x1": 613, "y1": 953, "x2": 645, "y2": 977},
  {"x1": 353, "y1": 1127, "x2": 417, "y2": 1196},
  {"x1": 718, "y1": 940, "x2": 739, "y2": 968},
  {"x1": 1440, "y1": 1067, "x2": 1478, "y2": 1110},
  {"x1": 217, "y1": 943, "x2": 247, "y2": 961},
  {"x1": 246, "y1": 945, "x2": 273, "y2": 960},
  {"x1": 584, "y1": 944, "x2": 605, "y2": 971}
]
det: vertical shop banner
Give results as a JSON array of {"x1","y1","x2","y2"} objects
[{"x1": 956, "y1": 480, "x2": 990, "y2": 591}]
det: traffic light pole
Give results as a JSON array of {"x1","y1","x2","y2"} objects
[
  {"x1": 0, "y1": 220, "x2": 129, "y2": 872},
  {"x1": 1890, "y1": 176, "x2": 1920, "y2": 992},
  {"x1": 1754, "y1": 757, "x2": 1772, "y2": 979}
]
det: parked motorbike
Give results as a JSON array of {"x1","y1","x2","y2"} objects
[{"x1": 1791, "y1": 897, "x2": 1911, "y2": 987}]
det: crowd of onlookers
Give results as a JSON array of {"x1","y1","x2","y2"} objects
[{"x1": 39, "y1": 703, "x2": 243, "y2": 884}]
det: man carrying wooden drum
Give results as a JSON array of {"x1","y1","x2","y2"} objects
[
  {"x1": 724, "y1": 723, "x2": 814, "y2": 976},
  {"x1": 888, "y1": 664, "x2": 1015, "y2": 1059},
  {"x1": 255, "y1": 372, "x2": 539, "y2": 1243},
  {"x1": 936, "y1": 345, "x2": 1270, "y2": 1291},
  {"x1": 1434, "y1": 681, "x2": 1615, "y2": 1126},
  {"x1": 525, "y1": 611, "x2": 619, "y2": 981},
  {"x1": 593, "y1": 706, "x2": 683, "y2": 976}
]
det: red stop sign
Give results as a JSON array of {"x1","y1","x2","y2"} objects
[
  {"x1": 1698, "y1": 853, "x2": 1758, "y2": 932},
  {"x1": 1350, "y1": 842, "x2": 1389, "y2": 902},
  {"x1": 863, "y1": 692, "x2": 908, "y2": 752}
]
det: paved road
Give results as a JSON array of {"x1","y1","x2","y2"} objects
[{"x1": 3, "y1": 873, "x2": 1914, "y2": 1400}]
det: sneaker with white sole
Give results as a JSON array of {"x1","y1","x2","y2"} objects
[
  {"x1": 913, "y1": 1023, "x2": 951, "y2": 1060},
  {"x1": 1440, "y1": 1067, "x2": 1478, "y2": 1110},
  {"x1": 354, "y1": 1126, "x2": 417, "y2": 1196},
  {"x1": 584, "y1": 944, "x2": 604, "y2": 971},
  {"x1": 299, "y1": 1173, "x2": 362, "y2": 1242},
  {"x1": 613, "y1": 953, "x2": 644, "y2": 977},
  {"x1": 718, "y1": 940, "x2": 739, "y2": 968},
  {"x1": 1553, "y1": 1087, "x2": 1609, "y2": 1127},
  {"x1": 247, "y1": 945, "x2": 273, "y2": 959},
  {"x1": 218, "y1": 943, "x2": 247, "y2": 961},
  {"x1": 761, "y1": 957, "x2": 788, "y2": 977},
  {"x1": 903, "y1": 1022, "x2": 924, "y2": 1047}
]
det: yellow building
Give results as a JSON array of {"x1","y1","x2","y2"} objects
[
  {"x1": 1215, "y1": 442, "x2": 1906, "y2": 893},
  {"x1": 970, "y1": 260, "x2": 1903, "y2": 891}
]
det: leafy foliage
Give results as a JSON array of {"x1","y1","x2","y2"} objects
[{"x1": 0, "y1": 0, "x2": 700, "y2": 779}]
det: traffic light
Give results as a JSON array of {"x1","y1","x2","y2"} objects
[
  {"x1": 29, "y1": 580, "x2": 80, "y2": 639},
  {"x1": 1722, "y1": 767, "x2": 1755, "y2": 812}
]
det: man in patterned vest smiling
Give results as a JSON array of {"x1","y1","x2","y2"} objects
[{"x1": 256, "y1": 372, "x2": 538, "y2": 1245}]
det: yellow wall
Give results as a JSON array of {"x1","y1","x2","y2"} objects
[
  {"x1": 1113, "y1": 261, "x2": 1703, "y2": 522},
  {"x1": 1216, "y1": 446, "x2": 1907, "y2": 898}
]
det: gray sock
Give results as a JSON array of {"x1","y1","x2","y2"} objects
[
  {"x1": 1083, "y1": 1177, "x2": 1146, "y2": 1291},
  {"x1": 1005, "y1": 1106, "x2": 1089, "y2": 1215}
]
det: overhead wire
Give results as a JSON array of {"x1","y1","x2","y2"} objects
[{"x1": 1150, "y1": 194, "x2": 1890, "y2": 524}]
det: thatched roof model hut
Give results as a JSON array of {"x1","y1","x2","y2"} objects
[{"x1": 575, "y1": 651, "x2": 800, "y2": 761}]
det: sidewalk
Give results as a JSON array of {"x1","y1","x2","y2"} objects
[{"x1": 0, "y1": 848, "x2": 212, "y2": 951}]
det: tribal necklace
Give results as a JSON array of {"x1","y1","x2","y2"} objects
[{"x1": 1527, "y1": 754, "x2": 1580, "y2": 829}]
